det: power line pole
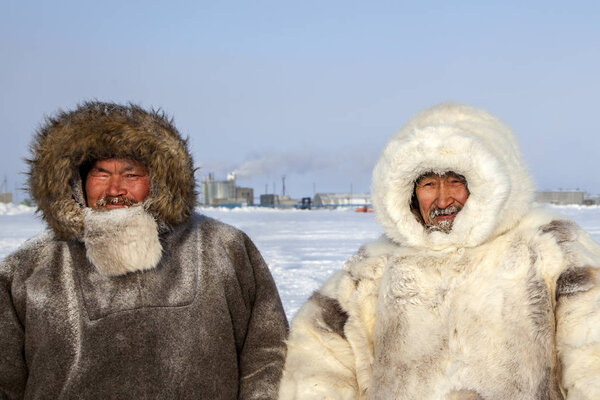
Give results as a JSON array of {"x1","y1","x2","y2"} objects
[{"x1": 282, "y1": 176, "x2": 286, "y2": 197}]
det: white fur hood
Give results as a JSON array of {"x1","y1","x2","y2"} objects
[{"x1": 371, "y1": 102, "x2": 534, "y2": 250}]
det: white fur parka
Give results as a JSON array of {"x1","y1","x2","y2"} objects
[{"x1": 279, "y1": 103, "x2": 600, "y2": 400}]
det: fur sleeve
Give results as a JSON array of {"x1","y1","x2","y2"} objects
[
  {"x1": 0, "y1": 257, "x2": 27, "y2": 399},
  {"x1": 541, "y1": 220, "x2": 600, "y2": 399},
  {"x1": 279, "y1": 246, "x2": 386, "y2": 400},
  {"x1": 237, "y1": 234, "x2": 289, "y2": 400}
]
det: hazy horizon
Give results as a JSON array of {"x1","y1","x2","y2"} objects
[{"x1": 2, "y1": 1, "x2": 599, "y2": 202}]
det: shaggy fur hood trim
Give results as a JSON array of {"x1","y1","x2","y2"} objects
[
  {"x1": 28, "y1": 101, "x2": 197, "y2": 240},
  {"x1": 371, "y1": 103, "x2": 534, "y2": 249}
]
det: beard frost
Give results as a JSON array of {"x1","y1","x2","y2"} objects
[
  {"x1": 95, "y1": 195, "x2": 137, "y2": 208},
  {"x1": 426, "y1": 205, "x2": 460, "y2": 234}
]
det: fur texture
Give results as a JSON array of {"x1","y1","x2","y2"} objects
[
  {"x1": 27, "y1": 101, "x2": 197, "y2": 240},
  {"x1": 1, "y1": 102, "x2": 288, "y2": 399},
  {"x1": 280, "y1": 103, "x2": 600, "y2": 399},
  {"x1": 0, "y1": 215, "x2": 288, "y2": 399},
  {"x1": 83, "y1": 206, "x2": 163, "y2": 275},
  {"x1": 371, "y1": 102, "x2": 534, "y2": 250}
]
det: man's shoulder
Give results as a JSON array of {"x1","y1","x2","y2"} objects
[
  {"x1": 341, "y1": 236, "x2": 398, "y2": 282},
  {"x1": 189, "y1": 212, "x2": 248, "y2": 240},
  {"x1": 511, "y1": 207, "x2": 585, "y2": 240},
  {"x1": 184, "y1": 212, "x2": 258, "y2": 256},
  {"x1": 0, "y1": 231, "x2": 59, "y2": 278}
]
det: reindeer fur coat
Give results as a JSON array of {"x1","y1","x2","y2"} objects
[
  {"x1": 279, "y1": 103, "x2": 600, "y2": 400},
  {"x1": 0, "y1": 102, "x2": 288, "y2": 399}
]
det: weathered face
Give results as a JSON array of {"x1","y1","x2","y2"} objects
[
  {"x1": 415, "y1": 172, "x2": 469, "y2": 232},
  {"x1": 85, "y1": 158, "x2": 150, "y2": 209}
]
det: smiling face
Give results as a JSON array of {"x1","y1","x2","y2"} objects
[
  {"x1": 414, "y1": 172, "x2": 469, "y2": 232},
  {"x1": 85, "y1": 158, "x2": 151, "y2": 209}
]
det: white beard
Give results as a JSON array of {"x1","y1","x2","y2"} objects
[{"x1": 83, "y1": 206, "x2": 163, "y2": 276}]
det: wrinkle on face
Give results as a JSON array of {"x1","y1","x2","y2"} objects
[
  {"x1": 412, "y1": 172, "x2": 469, "y2": 233},
  {"x1": 85, "y1": 158, "x2": 150, "y2": 210}
]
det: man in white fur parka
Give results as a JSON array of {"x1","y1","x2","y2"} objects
[{"x1": 279, "y1": 103, "x2": 600, "y2": 400}]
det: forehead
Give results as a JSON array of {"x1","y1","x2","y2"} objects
[
  {"x1": 416, "y1": 171, "x2": 465, "y2": 182},
  {"x1": 90, "y1": 158, "x2": 148, "y2": 171}
]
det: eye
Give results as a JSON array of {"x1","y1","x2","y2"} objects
[
  {"x1": 90, "y1": 171, "x2": 109, "y2": 178},
  {"x1": 418, "y1": 180, "x2": 437, "y2": 188}
]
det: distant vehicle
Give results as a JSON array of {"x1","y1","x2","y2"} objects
[
  {"x1": 355, "y1": 205, "x2": 374, "y2": 213},
  {"x1": 299, "y1": 197, "x2": 312, "y2": 210}
]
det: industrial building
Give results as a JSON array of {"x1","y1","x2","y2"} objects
[
  {"x1": 0, "y1": 176, "x2": 12, "y2": 204},
  {"x1": 259, "y1": 194, "x2": 298, "y2": 208},
  {"x1": 201, "y1": 173, "x2": 254, "y2": 206},
  {"x1": 535, "y1": 191, "x2": 585, "y2": 205},
  {"x1": 313, "y1": 193, "x2": 372, "y2": 208},
  {"x1": 0, "y1": 193, "x2": 11, "y2": 204}
]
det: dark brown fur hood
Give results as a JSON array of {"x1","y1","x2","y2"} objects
[{"x1": 28, "y1": 101, "x2": 197, "y2": 240}]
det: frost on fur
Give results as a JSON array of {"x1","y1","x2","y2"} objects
[
  {"x1": 281, "y1": 103, "x2": 600, "y2": 399},
  {"x1": 83, "y1": 206, "x2": 163, "y2": 275}
]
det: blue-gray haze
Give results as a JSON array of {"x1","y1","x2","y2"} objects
[{"x1": 1, "y1": 1, "x2": 599, "y2": 201}]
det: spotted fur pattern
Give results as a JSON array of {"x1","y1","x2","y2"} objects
[
  {"x1": 280, "y1": 104, "x2": 600, "y2": 399},
  {"x1": 309, "y1": 291, "x2": 349, "y2": 338}
]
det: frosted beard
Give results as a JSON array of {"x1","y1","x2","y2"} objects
[
  {"x1": 82, "y1": 205, "x2": 163, "y2": 276},
  {"x1": 426, "y1": 205, "x2": 461, "y2": 234},
  {"x1": 94, "y1": 195, "x2": 137, "y2": 208}
]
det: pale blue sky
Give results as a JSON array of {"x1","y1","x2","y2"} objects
[{"x1": 1, "y1": 1, "x2": 599, "y2": 200}]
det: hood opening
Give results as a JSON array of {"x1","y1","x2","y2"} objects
[
  {"x1": 409, "y1": 171, "x2": 470, "y2": 231},
  {"x1": 28, "y1": 101, "x2": 197, "y2": 240},
  {"x1": 371, "y1": 103, "x2": 533, "y2": 250}
]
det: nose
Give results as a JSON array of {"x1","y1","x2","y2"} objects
[
  {"x1": 106, "y1": 176, "x2": 127, "y2": 197},
  {"x1": 436, "y1": 183, "x2": 453, "y2": 209}
]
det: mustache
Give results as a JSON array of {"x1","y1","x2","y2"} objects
[
  {"x1": 95, "y1": 195, "x2": 137, "y2": 208},
  {"x1": 428, "y1": 205, "x2": 460, "y2": 221}
]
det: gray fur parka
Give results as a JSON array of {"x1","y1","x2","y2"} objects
[{"x1": 0, "y1": 102, "x2": 288, "y2": 399}]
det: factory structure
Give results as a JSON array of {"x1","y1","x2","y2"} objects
[
  {"x1": 200, "y1": 171, "x2": 600, "y2": 209},
  {"x1": 313, "y1": 192, "x2": 372, "y2": 208},
  {"x1": 0, "y1": 176, "x2": 12, "y2": 204},
  {"x1": 535, "y1": 191, "x2": 586, "y2": 205},
  {"x1": 200, "y1": 172, "x2": 374, "y2": 209},
  {"x1": 259, "y1": 194, "x2": 299, "y2": 208},
  {"x1": 0, "y1": 193, "x2": 11, "y2": 204},
  {"x1": 201, "y1": 173, "x2": 254, "y2": 206},
  {"x1": 534, "y1": 190, "x2": 600, "y2": 206}
]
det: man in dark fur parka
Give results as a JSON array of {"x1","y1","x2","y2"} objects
[{"x1": 0, "y1": 102, "x2": 288, "y2": 399}]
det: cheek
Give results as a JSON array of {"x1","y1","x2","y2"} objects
[
  {"x1": 130, "y1": 178, "x2": 151, "y2": 202},
  {"x1": 455, "y1": 187, "x2": 469, "y2": 204},
  {"x1": 415, "y1": 191, "x2": 435, "y2": 213},
  {"x1": 85, "y1": 178, "x2": 104, "y2": 202}
]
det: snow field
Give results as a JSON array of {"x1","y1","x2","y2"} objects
[{"x1": 2, "y1": 204, "x2": 600, "y2": 319}]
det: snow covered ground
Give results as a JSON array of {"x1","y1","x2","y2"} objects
[{"x1": 2, "y1": 203, "x2": 600, "y2": 320}]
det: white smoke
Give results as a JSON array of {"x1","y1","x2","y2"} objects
[
  {"x1": 233, "y1": 155, "x2": 284, "y2": 179},
  {"x1": 233, "y1": 152, "x2": 332, "y2": 179},
  {"x1": 199, "y1": 147, "x2": 379, "y2": 181}
]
